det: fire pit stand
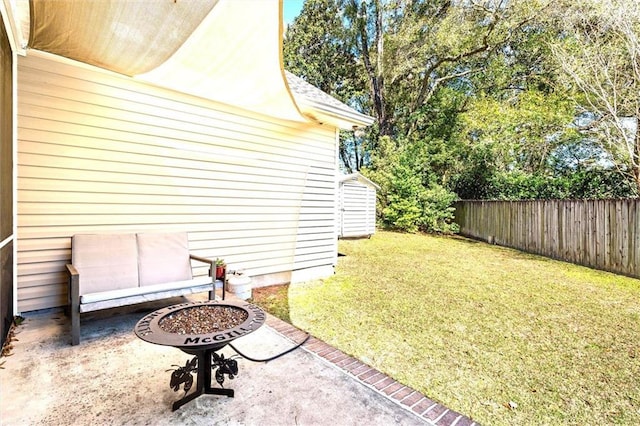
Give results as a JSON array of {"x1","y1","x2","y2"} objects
[{"x1": 134, "y1": 300, "x2": 266, "y2": 411}]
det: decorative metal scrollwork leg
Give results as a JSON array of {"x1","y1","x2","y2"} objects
[
  {"x1": 211, "y1": 352, "x2": 239, "y2": 387},
  {"x1": 168, "y1": 356, "x2": 198, "y2": 393},
  {"x1": 168, "y1": 349, "x2": 236, "y2": 411}
]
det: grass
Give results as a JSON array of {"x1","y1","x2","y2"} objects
[{"x1": 250, "y1": 231, "x2": 640, "y2": 425}]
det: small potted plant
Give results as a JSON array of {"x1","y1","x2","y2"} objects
[{"x1": 215, "y1": 258, "x2": 226, "y2": 280}]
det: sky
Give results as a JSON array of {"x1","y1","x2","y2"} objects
[{"x1": 283, "y1": 0, "x2": 305, "y2": 25}]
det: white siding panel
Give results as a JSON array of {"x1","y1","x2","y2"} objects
[{"x1": 17, "y1": 53, "x2": 339, "y2": 311}]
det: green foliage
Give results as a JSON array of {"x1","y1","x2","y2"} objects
[
  {"x1": 454, "y1": 168, "x2": 638, "y2": 200},
  {"x1": 559, "y1": 167, "x2": 638, "y2": 199},
  {"x1": 420, "y1": 184, "x2": 460, "y2": 233},
  {"x1": 283, "y1": 0, "x2": 357, "y2": 98},
  {"x1": 446, "y1": 84, "x2": 638, "y2": 199},
  {"x1": 382, "y1": 163, "x2": 424, "y2": 233},
  {"x1": 548, "y1": 0, "x2": 640, "y2": 192},
  {"x1": 489, "y1": 171, "x2": 570, "y2": 200},
  {"x1": 284, "y1": 0, "x2": 371, "y2": 172},
  {"x1": 460, "y1": 90, "x2": 580, "y2": 174},
  {"x1": 373, "y1": 139, "x2": 458, "y2": 233},
  {"x1": 285, "y1": 0, "x2": 638, "y2": 235}
]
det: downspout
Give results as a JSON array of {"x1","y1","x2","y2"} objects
[
  {"x1": 333, "y1": 128, "x2": 340, "y2": 265},
  {"x1": 11, "y1": 35, "x2": 17, "y2": 316}
]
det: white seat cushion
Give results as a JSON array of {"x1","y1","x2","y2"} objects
[
  {"x1": 136, "y1": 232, "x2": 192, "y2": 286},
  {"x1": 72, "y1": 234, "x2": 139, "y2": 294},
  {"x1": 79, "y1": 276, "x2": 215, "y2": 313},
  {"x1": 80, "y1": 275, "x2": 213, "y2": 305}
]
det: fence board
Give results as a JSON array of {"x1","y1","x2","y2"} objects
[{"x1": 454, "y1": 199, "x2": 640, "y2": 279}]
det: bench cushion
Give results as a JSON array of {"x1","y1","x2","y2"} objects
[
  {"x1": 80, "y1": 275, "x2": 213, "y2": 305},
  {"x1": 136, "y1": 232, "x2": 193, "y2": 286},
  {"x1": 72, "y1": 234, "x2": 139, "y2": 294},
  {"x1": 79, "y1": 276, "x2": 216, "y2": 313}
]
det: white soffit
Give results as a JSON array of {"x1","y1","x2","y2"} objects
[{"x1": 285, "y1": 71, "x2": 374, "y2": 130}]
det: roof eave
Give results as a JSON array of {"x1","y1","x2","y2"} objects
[{"x1": 301, "y1": 99, "x2": 375, "y2": 130}]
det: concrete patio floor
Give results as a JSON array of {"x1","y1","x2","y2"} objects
[{"x1": 0, "y1": 295, "x2": 476, "y2": 425}]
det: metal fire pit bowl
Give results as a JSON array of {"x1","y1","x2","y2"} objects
[{"x1": 134, "y1": 300, "x2": 266, "y2": 411}]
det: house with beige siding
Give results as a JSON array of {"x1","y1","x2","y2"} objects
[{"x1": 0, "y1": 0, "x2": 373, "y2": 341}]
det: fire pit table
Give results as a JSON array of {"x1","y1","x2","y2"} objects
[{"x1": 134, "y1": 300, "x2": 266, "y2": 411}]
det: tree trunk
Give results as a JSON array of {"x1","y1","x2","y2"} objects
[
  {"x1": 353, "y1": 0, "x2": 391, "y2": 138},
  {"x1": 634, "y1": 115, "x2": 640, "y2": 193}
]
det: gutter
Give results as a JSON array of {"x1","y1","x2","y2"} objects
[{"x1": 300, "y1": 98, "x2": 375, "y2": 130}]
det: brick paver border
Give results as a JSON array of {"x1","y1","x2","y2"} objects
[{"x1": 265, "y1": 315, "x2": 478, "y2": 426}]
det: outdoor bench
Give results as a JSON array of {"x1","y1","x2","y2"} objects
[{"x1": 66, "y1": 232, "x2": 225, "y2": 345}]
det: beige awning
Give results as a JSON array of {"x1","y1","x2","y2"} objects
[
  {"x1": 138, "y1": 0, "x2": 304, "y2": 122},
  {"x1": 27, "y1": 0, "x2": 219, "y2": 76},
  {"x1": 20, "y1": 0, "x2": 305, "y2": 122},
  {"x1": 11, "y1": 0, "x2": 373, "y2": 127}
]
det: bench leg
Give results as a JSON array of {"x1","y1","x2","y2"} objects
[
  {"x1": 209, "y1": 270, "x2": 226, "y2": 301},
  {"x1": 221, "y1": 270, "x2": 226, "y2": 300},
  {"x1": 209, "y1": 280, "x2": 225, "y2": 301},
  {"x1": 70, "y1": 274, "x2": 81, "y2": 345},
  {"x1": 71, "y1": 310, "x2": 80, "y2": 346}
]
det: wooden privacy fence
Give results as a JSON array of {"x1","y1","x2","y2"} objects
[{"x1": 454, "y1": 199, "x2": 640, "y2": 279}]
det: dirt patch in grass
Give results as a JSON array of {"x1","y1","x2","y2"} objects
[{"x1": 250, "y1": 284, "x2": 291, "y2": 323}]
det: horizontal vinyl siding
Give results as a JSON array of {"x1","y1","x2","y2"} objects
[{"x1": 17, "y1": 53, "x2": 338, "y2": 312}]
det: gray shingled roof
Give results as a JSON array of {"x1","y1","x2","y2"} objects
[{"x1": 285, "y1": 71, "x2": 374, "y2": 129}]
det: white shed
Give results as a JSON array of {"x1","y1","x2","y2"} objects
[{"x1": 338, "y1": 173, "x2": 379, "y2": 239}]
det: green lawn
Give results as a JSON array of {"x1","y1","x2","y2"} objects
[{"x1": 251, "y1": 230, "x2": 640, "y2": 425}]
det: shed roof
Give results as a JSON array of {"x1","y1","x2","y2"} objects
[{"x1": 339, "y1": 173, "x2": 381, "y2": 190}]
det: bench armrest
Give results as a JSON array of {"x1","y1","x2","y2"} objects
[
  {"x1": 189, "y1": 254, "x2": 214, "y2": 269},
  {"x1": 189, "y1": 254, "x2": 225, "y2": 300},
  {"x1": 66, "y1": 263, "x2": 79, "y2": 277}
]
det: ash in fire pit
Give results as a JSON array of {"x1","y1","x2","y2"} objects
[{"x1": 159, "y1": 306, "x2": 249, "y2": 335}]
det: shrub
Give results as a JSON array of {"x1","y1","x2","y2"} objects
[
  {"x1": 382, "y1": 163, "x2": 424, "y2": 233},
  {"x1": 382, "y1": 163, "x2": 458, "y2": 234},
  {"x1": 420, "y1": 184, "x2": 459, "y2": 234}
]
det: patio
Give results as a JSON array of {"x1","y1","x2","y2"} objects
[{"x1": 0, "y1": 294, "x2": 475, "y2": 425}]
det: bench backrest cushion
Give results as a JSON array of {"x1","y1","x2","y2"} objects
[
  {"x1": 72, "y1": 234, "x2": 139, "y2": 294},
  {"x1": 136, "y1": 232, "x2": 193, "y2": 286}
]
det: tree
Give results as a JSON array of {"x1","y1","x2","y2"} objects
[
  {"x1": 347, "y1": 0, "x2": 549, "y2": 136},
  {"x1": 549, "y1": 0, "x2": 640, "y2": 194},
  {"x1": 284, "y1": 0, "x2": 637, "y2": 234},
  {"x1": 283, "y1": 0, "x2": 371, "y2": 172},
  {"x1": 284, "y1": 0, "x2": 355, "y2": 96}
]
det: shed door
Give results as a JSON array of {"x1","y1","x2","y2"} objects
[{"x1": 341, "y1": 182, "x2": 375, "y2": 238}]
